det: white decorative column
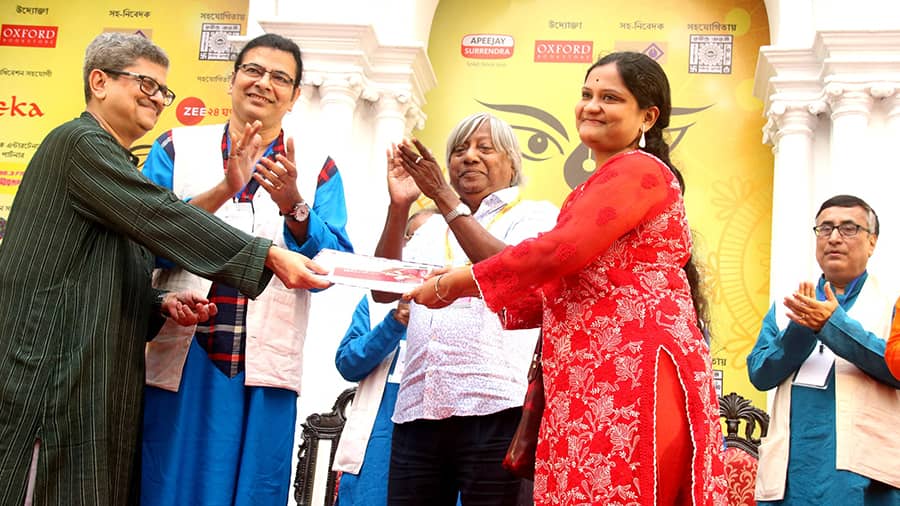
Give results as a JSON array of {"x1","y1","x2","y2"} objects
[
  {"x1": 755, "y1": 1, "x2": 900, "y2": 412},
  {"x1": 317, "y1": 72, "x2": 363, "y2": 164},
  {"x1": 876, "y1": 84, "x2": 900, "y2": 134},
  {"x1": 764, "y1": 100, "x2": 820, "y2": 301},
  {"x1": 756, "y1": 31, "x2": 900, "y2": 308},
  {"x1": 824, "y1": 83, "x2": 874, "y2": 196},
  {"x1": 372, "y1": 92, "x2": 412, "y2": 157},
  {"x1": 869, "y1": 83, "x2": 900, "y2": 294},
  {"x1": 405, "y1": 104, "x2": 426, "y2": 138}
]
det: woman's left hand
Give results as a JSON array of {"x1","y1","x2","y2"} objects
[
  {"x1": 404, "y1": 266, "x2": 472, "y2": 309},
  {"x1": 161, "y1": 291, "x2": 218, "y2": 326},
  {"x1": 255, "y1": 137, "x2": 303, "y2": 210},
  {"x1": 404, "y1": 275, "x2": 450, "y2": 309}
]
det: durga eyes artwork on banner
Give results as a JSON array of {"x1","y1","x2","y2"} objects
[{"x1": 475, "y1": 99, "x2": 713, "y2": 188}]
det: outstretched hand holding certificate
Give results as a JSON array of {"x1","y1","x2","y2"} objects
[{"x1": 312, "y1": 249, "x2": 442, "y2": 293}]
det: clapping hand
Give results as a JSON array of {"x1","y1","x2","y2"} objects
[
  {"x1": 395, "y1": 139, "x2": 454, "y2": 202},
  {"x1": 783, "y1": 281, "x2": 838, "y2": 332},
  {"x1": 226, "y1": 120, "x2": 266, "y2": 194},
  {"x1": 393, "y1": 301, "x2": 411, "y2": 326},
  {"x1": 255, "y1": 137, "x2": 303, "y2": 211},
  {"x1": 386, "y1": 143, "x2": 421, "y2": 207}
]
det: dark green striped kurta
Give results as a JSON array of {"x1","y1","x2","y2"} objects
[{"x1": 0, "y1": 113, "x2": 275, "y2": 505}]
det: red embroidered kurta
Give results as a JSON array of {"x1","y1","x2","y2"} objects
[{"x1": 473, "y1": 151, "x2": 726, "y2": 505}]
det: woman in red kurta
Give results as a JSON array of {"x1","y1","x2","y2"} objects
[{"x1": 407, "y1": 52, "x2": 726, "y2": 505}]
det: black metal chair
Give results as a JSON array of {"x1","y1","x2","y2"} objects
[
  {"x1": 293, "y1": 387, "x2": 356, "y2": 506},
  {"x1": 719, "y1": 391, "x2": 769, "y2": 458},
  {"x1": 719, "y1": 392, "x2": 769, "y2": 505}
]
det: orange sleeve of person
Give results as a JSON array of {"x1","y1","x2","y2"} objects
[{"x1": 887, "y1": 296, "x2": 900, "y2": 380}]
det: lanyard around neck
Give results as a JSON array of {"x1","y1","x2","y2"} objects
[{"x1": 444, "y1": 195, "x2": 522, "y2": 265}]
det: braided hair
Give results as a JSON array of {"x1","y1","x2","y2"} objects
[{"x1": 585, "y1": 52, "x2": 709, "y2": 334}]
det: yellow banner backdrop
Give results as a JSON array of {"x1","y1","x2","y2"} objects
[
  {"x1": 0, "y1": 0, "x2": 248, "y2": 235},
  {"x1": 419, "y1": 0, "x2": 772, "y2": 407}
]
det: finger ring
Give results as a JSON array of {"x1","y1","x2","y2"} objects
[{"x1": 414, "y1": 156, "x2": 423, "y2": 164}]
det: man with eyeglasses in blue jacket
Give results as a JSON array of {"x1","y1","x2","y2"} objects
[
  {"x1": 748, "y1": 194, "x2": 900, "y2": 505},
  {"x1": 140, "y1": 33, "x2": 353, "y2": 506}
]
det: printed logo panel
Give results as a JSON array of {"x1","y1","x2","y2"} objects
[
  {"x1": 533, "y1": 40, "x2": 593, "y2": 63},
  {"x1": 461, "y1": 34, "x2": 514, "y2": 59},
  {"x1": 0, "y1": 24, "x2": 58, "y2": 48},
  {"x1": 688, "y1": 34, "x2": 733, "y2": 74},
  {"x1": 613, "y1": 41, "x2": 668, "y2": 63},
  {"x1": 199, "y1": 23, "x2": 241, "y2": 61}
]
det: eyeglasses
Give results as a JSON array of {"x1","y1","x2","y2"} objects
[
  {"x1": 101, "y1": 69, "x2": 176, "y2": 106},
  {"x1": 813, "y1": 222, "x2": 870, "y2": 238},
  {"x1": 236, "y1": 63, "x2": 295, "y2": 88}
]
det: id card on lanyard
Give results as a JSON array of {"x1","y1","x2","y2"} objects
[
  {"x1": 792, "y1": 277, "x2": 860, "y2": 389},
  {"x1": 387, "y1": 340, "x2": 407, "y2": 384}
]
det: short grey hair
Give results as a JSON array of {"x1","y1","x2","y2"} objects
[
  {"x1": 444, "y1": 112, "x2": 523, "y2": 186},
  {"x1": 815, "y1": 194, "x2": 880, "y2": 236},
  {"x1": 82, "y1": 32, "x2": 169, "y2": 104}
]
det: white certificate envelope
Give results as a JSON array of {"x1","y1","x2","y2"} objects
[
  {"x1": 792, "y1": 342, "x2": 835, "y2": 389},
  {"x1": 312, "y1": 249, "x2": 441, "y2": 294}
]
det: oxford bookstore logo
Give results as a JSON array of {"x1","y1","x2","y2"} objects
[
  {"x1": 1, "y1": 24, "x2": 58, "y2": 48},
  {"x1": 533, "y1": 40, "x2": 593, "y2": 63}
]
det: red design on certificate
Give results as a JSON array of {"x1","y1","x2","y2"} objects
[{"x1": 313, "y1": 249, "x2": 440, "y2": 293}]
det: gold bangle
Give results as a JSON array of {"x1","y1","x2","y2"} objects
[{"x1": 434, "y1": 274, "x2": 451, "y2": 304}]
